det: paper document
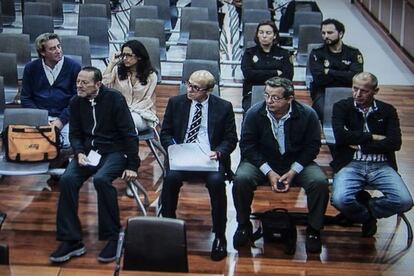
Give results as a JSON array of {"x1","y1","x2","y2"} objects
[
  {"x1": 168, "y1": 143, "x2": 219, "y2": 172},
  {"x1": 86, "y1": 150, "x2": 101, "y2": 166}
]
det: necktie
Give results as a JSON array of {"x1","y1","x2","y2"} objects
[{"x1": 185, "y1": 103, "x2": 203, "y2": 143}]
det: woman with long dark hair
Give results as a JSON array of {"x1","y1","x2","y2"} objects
[
  {"x1": 241, "y1": 20, "x2": 294, "y2": 112},
  {"x1": 103, "y1": 40, "x2": 158, "y2": 131}
]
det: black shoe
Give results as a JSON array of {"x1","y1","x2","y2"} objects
[
  {"x1": 305, "y1": 227, "x2": 322, "y2": 254},
  {"x1": 211, "y1": 236, "x2": 227, "y2": 261},
  {"x1": 362, "y1": 217, "x2": 377, "y2": 237},
  {"x1": 49, "y1": 241, "x2": 86, "y2": 263},
  {"x1": 333, "y1": 212, "x2": 354, "y2": 227},
  {"x1": 97, "y1": 240, "x2": 118, "y2": 263},
  {"x1": 233, "y1": 222, "x2": 252, "y2": 249},
  {"x1": 47, "y1": 175, "x2": 60, "y2": 186},
  {"x1": 356, "y1": 190, "x2": 377, "y2": 237}
]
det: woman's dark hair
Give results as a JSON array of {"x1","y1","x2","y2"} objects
[
  {"x1": 118, "y1": 40, "x2": 154, "y2": 85},
  {"x1": 254, "y1": 20, "x2": 280, "y2": 46}
]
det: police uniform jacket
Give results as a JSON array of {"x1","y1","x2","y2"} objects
[
  {"x1": 309, "y1": 43, "x2": 363, "y2": 93},
  {"x1": 241, "y1": 44, "x2": 293, "y2": 97}
]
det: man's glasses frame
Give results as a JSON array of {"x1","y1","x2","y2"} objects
[
  {"x1": 185, "y1": 81, "x2": 208, "y2": 92},
  {"x1": 263, "y1": 92, "x2": 288, "y2": 102}
]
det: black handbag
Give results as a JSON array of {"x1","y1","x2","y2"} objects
[{"x1": 251, "y1": 208, "x2": 297, "y2": 255}]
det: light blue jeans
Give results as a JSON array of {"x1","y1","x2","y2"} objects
[{"x1": 332, "y1": 161, "x2": 413, "y2": 223}]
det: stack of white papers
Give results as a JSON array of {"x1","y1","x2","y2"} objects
[{"x1": 168, "y1": 143, "x2": 219, "y2": 172}]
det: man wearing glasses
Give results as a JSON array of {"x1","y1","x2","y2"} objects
[
  {"x1": 160, "y1": 70, "x2": 238, "y2": 261},
  {"x1": 232, "y1": 77, "x2": 329, "y2": 254}
]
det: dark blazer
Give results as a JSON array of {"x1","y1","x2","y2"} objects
[
  {"x1": 240, "y1": 100, "x2": 321, "y2": 174},
  {"x1": 331, "y1": 97, "x2": 401, "y2": 172},
  {"x1": 160, "y1": 94, "x2": 238, "y2": 161}
]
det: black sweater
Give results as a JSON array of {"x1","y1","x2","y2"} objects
[{"x1": 69, "y1": 85, "x2": 139, "y2": 171}]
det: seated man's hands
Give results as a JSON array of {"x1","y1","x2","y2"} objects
[
  {"x1": 50, "y1": 119, "x2": 63, "y2": 130},
  {"x1": 78, "y1": 153, "x2": 89, "y2": 166},
  {"x1": 267, "y1": 170, "x2": 289, "y2": 193},
  {"x1": 122, "y1": 169, "x2": 138, "y2": 182},
  {"x1": 208, "y1": 151, "x2": 221, "y2": 161},
  {"x1": 278, "y1": 169, "x2": 297, "y2": 192}
]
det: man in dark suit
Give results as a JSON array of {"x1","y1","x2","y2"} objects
[{"x1": 160, "y1": 70, "x2": 238, "y2": 261}]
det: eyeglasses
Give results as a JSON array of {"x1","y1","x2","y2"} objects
[
  {"x1": 263, "y1": 93, "x2": 287, "y2": 102},
  {"x1": 185, "y1": 81, "x2": 208, "y2": 92},
  {"x1": 121, "y1": 53, "x2": 136, "y2": 59}
]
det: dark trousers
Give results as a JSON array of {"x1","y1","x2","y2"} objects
[
  {"x1": 310, "y1": 88, "x2": 325, "y2": 121},
  {"x1": 161, "y1": 165, "x2": 227, "y2": 237},
  {"x1": 56, "y1": 152, "x2": 127, "y2": 241},
  {"x1": 232, "y1": 161, "x2": 329, "y2": 230}
]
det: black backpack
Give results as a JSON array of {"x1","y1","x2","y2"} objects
[{"x1": 251, "y1": 208, "x2": 297, "y2": 255}]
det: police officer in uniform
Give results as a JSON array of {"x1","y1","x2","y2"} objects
[
  {"x1": 309, "y1": 18, "x2": 363, "y2": 121},
  {"x1": 241, "y1": 20, "x2": 294, "y2": 112}
]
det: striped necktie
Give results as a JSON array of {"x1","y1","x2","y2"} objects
[{"x1": 185, "y1": 103, "x2": 203, "y2": 143}]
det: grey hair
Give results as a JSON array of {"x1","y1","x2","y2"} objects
[
  {"x1": 35, "y1": 33, "x2": 61, "y2": 58},
  {"x1": 265, "y1": 77, "x2": 295, "y2": 97},
  {"x1": 353, "y1": 72, "x2": 378, "y2": 90}
]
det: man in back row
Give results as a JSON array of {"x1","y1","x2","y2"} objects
[
  {"x1": 331, "y1": 72, "x2": 413, "y2": 237},
  {"x1": 21, "y1": 33, "x2": 81, "y2": 147},
  {"x1": 309, "y1": 18, "x2": 363, "y2": 121}
]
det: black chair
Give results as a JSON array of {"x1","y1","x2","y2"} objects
[
  {"x1": 296, "y1": 25, "x2": 323, "y2": 65},
  {"x1": 322, "y1": 87, "x2": 352, "y2": 145},
  {"x1": 144, "y1": 0, "x2": 174, "y2": 32},
  {"x1": 250, "y1": 85, "x2": 265, "y2": 108},
  {"x1": 37, "y1": 0, "x2": 64, "y2": 27},
  {"x1": 0, "y1": 53, "x2": 18, "y2": 104},
  {"x1": 133, "y1": 19, "x2": 166, "y2": 61},
  {"x1": 60, "y1": 35, "x2": 92, "y2": 67},
  {"x1": 0, "y1": 33, "x2": 31, "y2": 79},
  {"x1": 192, "y1": 0, "x2": 218, "y2": 22},
  {"x1": 128, "y1": 5, "x2": 158, "y2": 36},
  {"x1": 186, "y1": 39, "x2": 220, "y2": 65},
  {"x1": 0, "y1": 0, "x2": 16, "y2": 26},
  {"x1": 178, "y1": 7, "x2": 209, "y2": 44},
  {"x1": 189, "y1": 20, "x2": 220, "y2": 42},
  {"x1": 0, "y1": 244, "x2": 9, "y2": 265},
  {"x1": 77, "y1": 17, "x2": 109, "y2": 62},
  {"x1": 119, "y1": 217, "x2": 188, "y2": 272}
]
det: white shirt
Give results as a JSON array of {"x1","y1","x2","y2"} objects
[
  {"x1": 42, "y1": 57, "x2": 64, "y2": 86},
  {"x1": 185, "y1": 97, "x2": 210, "y2": 148}
]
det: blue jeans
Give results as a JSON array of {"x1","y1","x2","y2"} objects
[{"x1": 332, "y1": 161, "x2": 413, "y2": 223}]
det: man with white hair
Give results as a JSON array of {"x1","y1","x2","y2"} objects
[{"x1": 160, "y1": 70, "x2": 238, "y2": 261}]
